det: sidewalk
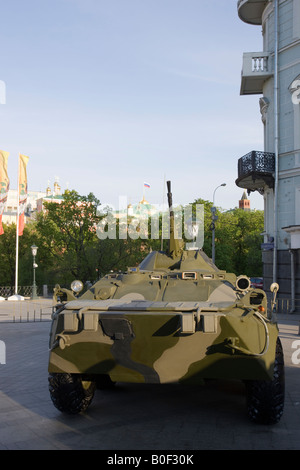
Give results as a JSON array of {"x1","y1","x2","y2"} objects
[
  {"x1": 0, "y1": 298, "x2": 53, "y2": 322},
  {"x1": 275, "y1": 312, "x2": 300, "y2": 335}
]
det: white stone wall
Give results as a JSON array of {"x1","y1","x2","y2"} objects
[
  {"x1": 261, "y1": 0, "x2": 300, "y2": 249},
  {"x1": 2, "y1": 189, "x2": 46, "y2": 225}
]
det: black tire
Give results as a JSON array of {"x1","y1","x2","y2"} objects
[
  {"x1": 48, "y1": 373, "x2": 96, "y2": 414},
  {"x1": 246, "y1": 337, "x2": 285, "y2": 424}
]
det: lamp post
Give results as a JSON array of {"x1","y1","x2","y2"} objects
[
  {"x1": 31, "y1": 244, "x2": 38, "y2": 300},
  {"x1": 211, "y1": 184, "x2": 226, "y2": 264}
]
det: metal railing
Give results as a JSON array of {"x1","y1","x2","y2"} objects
[
  {"x1": 275, "y1": 297, "x2": 300, "y2": 315},
  {"x1": 0, "y1": 285, "x2": 42, "y2": 298},
  {"x1": 266, "y1": 293, "x2": 300, "y2": 315},
  {"x1": 238, "y1": 151, "x2": 275, "y2": 178},
  {"x1": 0, "y1": 285, "x2": 58, "y2": 299}
]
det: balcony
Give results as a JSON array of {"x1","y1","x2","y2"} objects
[
  {"x1": 240, "y1": 52, "x2": 273, "y2": 95},
  {"x1": 237, "y1": 0, "x2": 268, "y2": 25},
  {"x1": 236, "y1": 151, "x2": 275, "y2": 194}
]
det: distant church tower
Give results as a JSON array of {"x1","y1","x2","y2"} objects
[{"x1": 239, "y1": 191, "x2": 250, "y2": 211}]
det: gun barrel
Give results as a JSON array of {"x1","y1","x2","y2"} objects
[
  {"x1": 167, "y1": 180, "x2": 174, "y2": 217},
  {"x1": 167, "y1": 180, "x2": 173, "y2": 211}
]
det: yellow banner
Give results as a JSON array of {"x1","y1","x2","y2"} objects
[
  {"x1": 18, "y1": 153, "x2": 29, "y2": 236},
  {"x1": 0, "y1": 150, "x2": 10, "y2": 235}
]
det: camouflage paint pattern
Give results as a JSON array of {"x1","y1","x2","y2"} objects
[{"x1": 48, "y1": 249, "x2": 278, "y2": 383}]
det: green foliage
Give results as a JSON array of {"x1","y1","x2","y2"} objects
[
  {"x1": 183, "y1": 199, "x2": 264, "y2": 276},
  {"x1": 0, "y1": 222, "x2": 40, "y2": 286},
  {"x1": 215, "y1": 208, "x2": 264, "y2": 276},
  {"x1": 0, "y1": 223, "x2": 17, "y2": 285},
  {"x1": 35, "y1": 190, "x2": 101, "y2": 285},
  {"x1": 0, "y1": 190, "x2": 264, "y2": 289}
]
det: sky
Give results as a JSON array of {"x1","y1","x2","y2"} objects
[{"x1": 0, "y1": 0, "x2": 266, "y2": 212}]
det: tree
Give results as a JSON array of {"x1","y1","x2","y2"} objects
[
  {"x1": 0, "y1": 222, "x2": 41, "y2": 287},
  {"x1": 0, "y1": 224, "x2": 17, "y2": 285},
  {"x1": 186, "y1": 198, "x2": 215, "y2": 256},
  {"x1": 0, "y1": 190, "x2": 264, "y2": 289},
  {"x1": 215, "y1": 208, "x2": 264, "y2": 276},
  {"x1": 36, "y1": 190, "x2": 101, "y2": 285},
  {"x1": 183, "y1": 199, "x2": 264, "y2": 277}
]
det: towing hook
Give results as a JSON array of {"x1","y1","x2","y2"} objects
[{"x1": 56, "y1": 334, "x2": 70, "y2": 350}]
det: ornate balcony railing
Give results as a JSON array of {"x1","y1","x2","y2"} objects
[{"x1": 236, "y1": 150, "x2": 275, "y2": 194}]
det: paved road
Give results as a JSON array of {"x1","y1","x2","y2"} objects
[{"x1": 0, "y1": 309, "x2": 299, "y2": 451}]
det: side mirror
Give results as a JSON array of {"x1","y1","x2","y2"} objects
[
  {"x1": 270, "y1": 282, "x2": 279, "y2": 312},
  {"x1": 270, "y1": 282, "x2": 279, "y2": 293}
]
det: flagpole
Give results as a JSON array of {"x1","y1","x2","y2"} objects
[{"x1": 15, "y1": 155, "x2": 20, "y2": 295}]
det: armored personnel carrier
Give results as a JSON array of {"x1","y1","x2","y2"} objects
[{"x1": 48, "y1": 182, "x2": 284, "y2": 424}]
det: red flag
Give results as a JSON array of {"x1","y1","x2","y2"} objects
[
  {"x1": 18, "y1": 154, "x2": 29, "y2": 236},
  {"x1": 0, "y1": 150, "x2": 10, "y2": 235}
]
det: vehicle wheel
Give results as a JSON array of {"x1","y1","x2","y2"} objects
[
  {"x1": 245, "y1": 337, "x2": 285, "y2": 424},
  {"x1": 48, "y1": 373, "x2": 96, "y2": 414}
]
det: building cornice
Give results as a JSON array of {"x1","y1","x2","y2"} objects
[{"x1": 278, "y1": 167, "x2": 300, "y2": 179}]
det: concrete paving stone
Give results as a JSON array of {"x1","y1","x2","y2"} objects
[
  {"x1": 0, "y1": 311, "x2": 299, "y2": 449},
  {"x1": 0, "y1": 423, "x2": 40, "y2": 447}
]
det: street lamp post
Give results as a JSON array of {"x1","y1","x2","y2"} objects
[
  {"x1": 31, "y1": 244, "x2": 38, "y2": 300},
  {"x1": 211, "y1": 184, "x2": 226, "y2": 264}
]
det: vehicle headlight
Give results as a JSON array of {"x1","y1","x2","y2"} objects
[
  {"x1": 71, "y1": 280, "x2": 83, "y2": 293},
  {"x1": 236, "y1": 275, "x2": 251, "y2": 292}
]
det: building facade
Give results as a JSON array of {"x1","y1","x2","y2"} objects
[
  {"x1": 2, "y1": 181, "x2": 63, "y2": 225},
  {"x1": 3, "y1": 189, "x2": 46, "y2": 225},
  {"x1": 236, "y1": 0, "x2": 300, "y2": 308}
]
